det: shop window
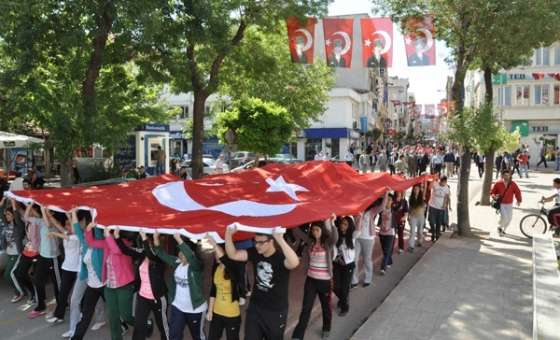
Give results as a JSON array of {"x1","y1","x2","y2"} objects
[
  {"x1": 534, "y1": 84, "x2": 549, "y2": 105},
  {"x1": 554, "y1": 85, "x2": 560, "y2": 105},
  {"x1": 515, "y1": 85, "x2": 529, "y2": 106}
]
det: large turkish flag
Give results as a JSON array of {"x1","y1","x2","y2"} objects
[
  {"x1": 403, "y1": 15, "x2": 436, "y2": 67},
  {"x1": 5, "y1": 162, "x2": 430, "y2": 241},
  {"x1": 323, "y1": 18, "x2": 354, "y2": 68},
  {"x1": 361, "y1": 18, "x2": 393, "y2": 68},
  {"x1": 286, "y1": 17, "x2": 317, "y2": 64}
]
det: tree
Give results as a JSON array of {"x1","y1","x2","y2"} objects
[
  {"x1": 216, "y1": 97, "x2": 294, "y2": 157},
  {"x1": 134, "y1": 1, "x2": 330, "y2": 178},
  {"x1": 470, "y1": 1, "x2": 560, "y2": 205},
  {"x1": 220, "y1": 26, "x2": 334, "y2": 129},
  {"x1": 0, "y1": 0, "x2": 170, "y2": 185}
]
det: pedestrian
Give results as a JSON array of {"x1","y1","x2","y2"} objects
[
  {"x1": 0, "y1": 198, "x2": 26, "y2": 302},
  {"x1": 352, "y1": 196, "x2": 386, "y2": 288},
  {"x1": 115, "y1": 229, "x2": 169, "y2": 340},
  {"x1": 394, "y1": 155, "x2": 407, "y2": 175},
  {"x1": 62, "y1": 210, "x2": 105, "y2": 339},
  {"x1": 555, "y1": 147, "x2": 560, "y2": 172},
  {"x1": 428, "y1": 176, "x2": 450, "y2": 242},
  {"x1": 536, "y1": 144, "x2": 548, "y2": 169},
  {"x1": 206, "y1": 236, "x2": 244, "y2": 340},
  {"x1": 407, "y1": 184, "x2": 426, "y2": 252},
  {"x1": 85, "y1": 225, "x2": 136, "y2": 340},
  {"x1": 418, "y1": 152, "x2": 430, "y2": 175},
  {"x1": 540, "y1": 178, "x2": 560, "y2": 230},
  {"x1": 27, "y1": 205, "x2": 61, "y2": 319},
  {"x1": 388, "y1": 152, "x2": 396, "y2": 175},
  {"x1": 156, "y1": 145, "x2": 166, "y2": 175},
  {"x1": 292, "y1": 215, "x2": 338, "y2": 340},
  {"x1": 392, "y1": 191, "x2": 409, "y2": 254},
  {"x1": 491, "y1": 170, "x2": 522, "y2": 236},
  {"x1": 431, "y1": 151, "x2": 443, "y2": 175},
  {"x1": 377, "y1": 150, "x2": 388, "y2": 172},
  {"x1": 344, "y1": 149, "x2": 354, "y2": 168},
  {"x1": 332, "y1": 215, "x2": 359, "y2": 316},
  {"x1": 517, "y1": 151, "x2": 529, "y2": 178},
  {"x1": 377, "y1": 191, "x2": 394, "y2": 275},
  {"x1": 9, "y1": 172, "x2": 25, "y2": 191},
  {"x1": 473, "y1": 152, "x2": 484, "y2": 178},
  {"x1": 154, "y1": 232, "x2": 206, "y2": 340},
  {"x1": 225, "y1": 226, "x2": 299, "y2": 340},
  {"x1": 443, "y1": 150, "x2": 455, "y2": 178},
  {"x1": 407, "y1": 153, "x2": 418, "y2": 177},
  {"x1": 71, "y1": 215, "x2": 107, "y2": 340},
  {"x1": 494, "y1": 153, "x2": 503, "y2": 179},
  {"x1": 45, "y1": 211, "x2": 81, "y2": 325}
]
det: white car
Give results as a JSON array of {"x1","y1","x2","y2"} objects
[{"x1": 181, "y1": 158, "x2": 229, "y2": 177}]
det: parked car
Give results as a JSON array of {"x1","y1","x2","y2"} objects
[
  {"x1": 180, "y1": 157, "x2": 229, "y2": 177},
  {"x1": 230, "y1": 151, "x2": 256, "y2": 168},
  {"x1": 268, "y1": 153, "x2": 297, "y2": 164}
]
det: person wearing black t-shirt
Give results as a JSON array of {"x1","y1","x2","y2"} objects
[{"x1": 225, "y1": 225, "x2": 300, "y2": 340}]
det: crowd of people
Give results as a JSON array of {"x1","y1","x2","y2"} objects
[{"x1": 0, "y1": 169, "x2": 453, "y2": 340}]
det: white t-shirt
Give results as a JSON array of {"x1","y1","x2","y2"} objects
[
  {"x1": 62, "y1": 234, "x2": 81, "y2": 272},
  {"x1": 429, "y1": 183, "x2": 450, "y2": 210},
  {"x1": 172, "y1": 264, "x2": 207, "y2": 314},
  {"x1": 83, "y1": 248, "x2": 103, "y2": 288},
  {"x1": 555, "y1": 188, "x2": 560, "y2": 205},
  {"x1": 9, "y1": 178, "x2": 24, "y2": 191}
]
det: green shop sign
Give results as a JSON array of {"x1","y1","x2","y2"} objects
[{"x1": 511, "y1": 120, "x2": 529, "y2": 137}]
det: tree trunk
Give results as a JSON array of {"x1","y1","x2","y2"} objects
[
  {"x1": 457, "y1": 150, "x2": 472, "y2": 236},
  {"x1": 81, "y1": 0, "x2": 114, "y2": 140},
  {"x1": 59, "y1": 157, "x2": 74, "y2": 188},
  {"x1": 480, "y1": 148, "x2": 495, "y2": 205},
  {"x1": 191, "y1": 91, "x2": 207, "y2": 179},
  {"x1": 480, "y1": 66, "x2": 495, "y2": 206}
]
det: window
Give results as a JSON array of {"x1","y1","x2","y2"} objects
[
  {"x1": 504, "y1": 86, "x2": 512, "y2": 106},
  {"x1": 515, "y1": 85, "x2": 529, "y2": 106},
  {"x1": 535, "y1": 47, "x2": 550, "y2": 66},
  {"x1": 555, "y1": 47, "x2": 560, "y2": 65},
  {"x1": 179, "y1": 105, "x2": 189, "y2": 119},
  {"x1": 554, "y1": 85, "x2": 560, "y2": 105},
  {"x1": 534, "y1": 85, "x2": 549, "y2": 105}
]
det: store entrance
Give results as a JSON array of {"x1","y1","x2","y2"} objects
[{"x1": 543, "y1": 134, "x2": 558, "y2": 160}]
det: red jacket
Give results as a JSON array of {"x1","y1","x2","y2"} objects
[{"x1": 491, "y1": 179, "x2": 522, "y2": 204}]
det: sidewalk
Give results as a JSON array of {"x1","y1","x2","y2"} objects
[{"x1": 352, "y1": 172, "x2": 560, "y2": 340}]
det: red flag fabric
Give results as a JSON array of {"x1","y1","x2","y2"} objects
[
  {"x1": 6, "y1": 162, "x2": 430, "y2": 241},
  {"x1": 403, "y1": 15, "x2": 436, "y2": 67},
  {"x1": 532, "y1": 72, "x2": 545, "y2": 80},
  {"x1": 323, "y1": 18, "x2": 354, "y2": 68},
  {"x1": 360, "y1": 18, "x2": 393, "y2": 68},
  {"x1": 286, "y1": 17, "x2": 317, "y2": 64}
]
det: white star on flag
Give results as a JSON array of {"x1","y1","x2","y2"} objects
[
  {"x1": 265, "y1": 176, "x2": 309, "y2": 201},
  {"x1": 325, "y1": 39, "x2": 331, "y2": 46},
  {"x1": 364, "y1": 39, "x2": 371, "y2": 47}
]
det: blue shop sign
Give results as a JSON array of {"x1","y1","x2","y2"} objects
[{"x1": 136, "y1": 124, "x2": 169, "y2": 132}]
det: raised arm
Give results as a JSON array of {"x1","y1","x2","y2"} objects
[
  {"x1": 174, "y1": 233, "x2": 201, "y2": 271},
  {"x1": 224, "y1": 225, "x2": 248, "y2": 262},
  {"x1": 272, "y1": 230, "x2": 299, "y2": 270},
  {"x1": 325, "y1": 213, "x2": 338, "y2": 246},
  {"x1": 24, "y1": 203, "x2": 32, "y2": 222},
  {"x1": 103, "y1": 228, "x2": 122, "y2": 254},
  {"x1": 152, "y1": 231, "x2": 178, "y2": 268},
  {"x1": 84, "y1": 223, "x2": 105, "y2": 249}
]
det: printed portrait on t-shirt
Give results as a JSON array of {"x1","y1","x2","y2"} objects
[{"x1": 256, "y1": 261, "x2": 274, "y2": 291}]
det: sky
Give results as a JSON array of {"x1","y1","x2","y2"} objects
[{"x1": 328, "y1": 0, "x2": 454, "y2": 105}]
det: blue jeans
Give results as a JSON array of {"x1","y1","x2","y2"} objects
[
  {"x1": 556, "y1": 157, "x2": 560, "y2": 171},
  {"x1": 169, "y1": 305, "x2": 205, "y2": 340},
  {"x1": 379, "y1": 234, "x2": 394, "y2": 270}
]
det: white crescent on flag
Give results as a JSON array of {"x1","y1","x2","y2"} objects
[
  {"x1": 415, "y1": 28, "x2": 434, "y2": 54},
  {"x1": 332, "y1": 31, "x2": 351, "y2": 55},
  {"x1": 372, "y1": 30, "x2": 391, "y2": 55},
  {"x1": 294, "y1": 28, "x2": 313, "y2": 51}
]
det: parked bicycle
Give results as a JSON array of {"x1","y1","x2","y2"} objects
[{"x1": 519, "y1": 202, "x2": 560, "y2": 239}]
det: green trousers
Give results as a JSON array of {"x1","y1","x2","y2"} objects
[{"x1": 104, "y1": 283, "x2": 135, "y2": 340}]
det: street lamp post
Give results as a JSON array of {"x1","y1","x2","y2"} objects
[{"x1": 224, "y1": 129, "x2": 236, "y2": 170}]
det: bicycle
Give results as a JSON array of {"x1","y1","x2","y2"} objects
[{"x1": 519, "y1": 202, "x2": 560, "y2": 239}]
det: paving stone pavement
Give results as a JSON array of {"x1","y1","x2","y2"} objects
[{"x1": 352, "y1": 172, "x2": 560, "y2": 340}]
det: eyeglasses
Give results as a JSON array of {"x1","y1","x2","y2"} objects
[{"x1": 254, "y1": 239, "x2": 272, "y2": 245}]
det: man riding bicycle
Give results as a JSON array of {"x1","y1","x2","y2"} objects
[{"x1": 540, "y1": 177, "x2": 560, "y2": 228}]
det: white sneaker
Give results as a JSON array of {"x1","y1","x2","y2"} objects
[
  {"x1": 91, "y1": 321, "x2": 106, "y2": 331},
  {"x1": 61, "y1": 330, "x2": 74, "y2": 338},
  {"x1": 239, "y1": 297, "x2": 246, "y2": 306},
  {"x1": 47, "y1": 298, "x2": 57, "y2": 306}
]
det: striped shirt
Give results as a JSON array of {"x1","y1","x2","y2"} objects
[{"x1": 308, "y1": 244, "x2": 330, "y2": 280}]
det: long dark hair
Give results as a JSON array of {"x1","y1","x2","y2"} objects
[
  {"x1": 409, "y1": 185, "x2": 424, "y2": 209},
  {"x1": 309, "y1": 221, "x2": 330, "y2": 247},
  {"x1": 336, "y1": 216, "x2": 355, "y2": 250}
]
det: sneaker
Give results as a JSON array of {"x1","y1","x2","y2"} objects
[
  {"x1": 322, "y1": 331, "x2": 330, "y2": 339},
  {"x1": 350, "y1": 283, "x2": 358, "y2": 289},
  {"x1": 47, "y1": 298, "x2": 57, "y2": 306},
  {"x1": 11, "y1": 294, "x2": 25, "y2": 303},
  {"x1": 61, "y1": 330, "x2": 74, "y2": 338},
  {"x1": 387, "y1": 265, "x2": 392, "y2": 269},
  {"x1": 19, "y1": 302, "x2": 34, "y2": 311},
  {"x1": 46, "y1": 317, "x2": 64, "y2": 324},
  {"x1": 339, "y1": 310, "x2": 348, "y2": 317},
  {"x1": 398, "y1": 249, "x2": 404, "y2": 254},
  {"x1": 407, "y1": 247, "x2": 414, "y2": 253},
  {"x1": 380, "y1": 269, "x2": 386, "y2": 275},
  {"x1": 28, "y1": 310, "x2": 47, "y2": 319},
  {"x1": 239, "y1": 297, "x2": 246, "y2": 306},
  {"x1": 121, "y1": 322, "x2": 130, "y2": 336},
  {"x1": 91, "y1": 321, "x2": 106, "y2": 331},
  {"x1": 146, "y1": 318, "x2": 154, "y2": 338},
  {"x1": 363, "y1": 282, "x2": 371, "y2": 287}
]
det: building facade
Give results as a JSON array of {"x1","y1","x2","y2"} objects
[{"x1": 466, "y1": 42, "x2": 560, "y2": 161}]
